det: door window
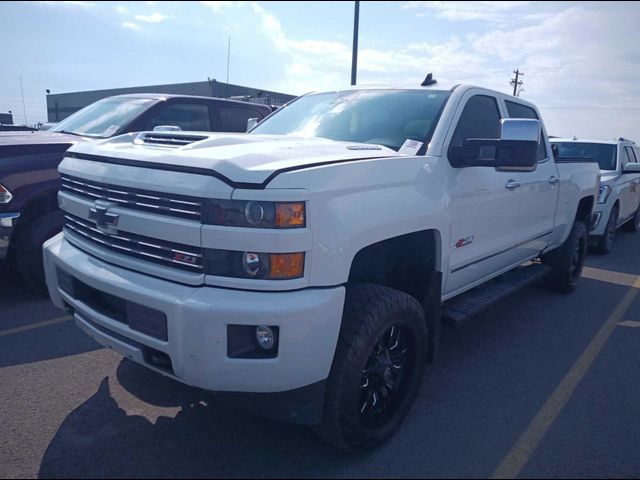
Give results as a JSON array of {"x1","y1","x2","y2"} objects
[
  {"x1": 619, "y1": 146, "x2": 631, "y2": 168},
  {"x1": 625, "y1": 146, "x2": 637, "y2": 163},
  {"x1": 448, "y1": 95, "x2": 501, "y2": 166},
  {"x1": 144, "y1": 103, "x2": 212, "y2": 131}
]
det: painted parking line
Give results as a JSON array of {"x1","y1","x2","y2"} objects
[
  {"x1": 619, "y1": 320, "x2": 640, "y2": 328},
  {"x1": 491, "y1": 284, "x2": 640, "y2": 479},
  {"x1": 582, "y1": 266, "x2": 640, "y2": 289},
  {"x1": 0, "y1": 315, "x2": 72, "y2": 338}
]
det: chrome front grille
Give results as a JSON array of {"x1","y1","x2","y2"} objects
[
  {"x1": 64, "y1": 213, "x2": 203, "y2": 272},
  {"x1": 60, "y1": 174, "x2": 203, "y2": 221}
]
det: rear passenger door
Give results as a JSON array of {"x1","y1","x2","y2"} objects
[
  {"x1": 504, "y1": 100, "x2": 558, "y2": 258},
  {"x1": 444, "y1": 93, "x2": 525, "y2": 296}
]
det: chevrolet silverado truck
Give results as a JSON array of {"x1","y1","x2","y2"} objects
[
  {"x1": 44, "y1": 85, "x2": 599, "y2": 451},
  {"x1": 550, "y1": 137, "x2": 640, "y2": 253},
  {"x1": 0, "y1": 94, "x2": 271, "y2": 288}
]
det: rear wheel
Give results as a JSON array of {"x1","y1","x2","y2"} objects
[
  {"x1": 316, "y1": 284, "x2": 428, "y2": 452},
  {"x1": 595, "y1": 206, "x2": 618, "y2": 254},
  {"x1": 622, "y1": 204, "x2": 640, "y2": 233},
  {"x1": 542, "y1": 220, "x2": 587, "y2": 293}
]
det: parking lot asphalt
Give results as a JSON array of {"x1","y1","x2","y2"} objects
[{"x1": 1, "y1": 232, "x2": 640, "y2": 479}]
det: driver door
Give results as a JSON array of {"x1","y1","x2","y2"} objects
[{"x1": 443, "y1": 93, "x2": 525, "y2": 297}]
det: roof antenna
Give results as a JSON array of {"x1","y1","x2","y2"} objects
[{"x1": 421, "y1": 73, "x2": 437, "y2": 87}]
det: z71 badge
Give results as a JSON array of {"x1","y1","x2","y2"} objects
[{"x1": 455, "y1": 235, "x2": 474, "y2": 248}]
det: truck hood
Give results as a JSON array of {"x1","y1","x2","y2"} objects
[
  {"x1": 68, "y1": 133, "x2": 402, "y2": 185},
  {"x1": 0, "y1": 130, "x2": 88, "y2": 148}
]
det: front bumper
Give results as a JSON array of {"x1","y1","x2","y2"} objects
[
  {"x1": 44, "y1": 234, "x2": 346, "y2": 397},
  {"x1": 0, "y1": 212, "x2": 20, "y2": 260}
]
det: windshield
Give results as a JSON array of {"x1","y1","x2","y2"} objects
[
  {"x1": 251, "y1": 89, "x2": 449, "y2": 151},
  {"x1": 52, "y1": 97, "x2": 156, "y2": 138},
  {"x1": 552, "y1": 142, "x2": 617, "y2": 171}
]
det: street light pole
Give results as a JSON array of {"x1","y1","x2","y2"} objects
[{"x1": 351, "y1": 1, "x2": 360, "y2": 86}]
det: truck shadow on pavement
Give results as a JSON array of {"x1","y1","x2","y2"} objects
[{"x1": 38, "y1": 359, "x2": 357, "y2": 478}]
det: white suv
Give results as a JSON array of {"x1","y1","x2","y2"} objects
[{"x1": 551, "y1": 137, "x2": 640, "y2": 253}]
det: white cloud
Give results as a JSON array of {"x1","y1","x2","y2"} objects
[
  {"x1": 38, "y1": 1, "x2": 96, "y2": 7},
  {"x1": 200, "y1": 1, "x2": 236, "y2": 13},
  {"x1": 121, "y1": 22, "x2": 141, "y2": 30},
  {"x1": 115, "y1": 5, "x2": 127, "y2": 14},
  {"x1": 134, "y1": 12, "x2": 170, "y2": 23},
  {"x1": 198, "y1": 1, "x2": 640, "y2": 140},
  {"x1": 403, "y1": 1, "x2": 530, "y2": 22}
]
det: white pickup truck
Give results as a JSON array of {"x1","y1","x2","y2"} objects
[{"x1": 44, "y1": 84, "x2": 600, "y2": 451}]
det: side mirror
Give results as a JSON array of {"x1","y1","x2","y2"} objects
[
  {"x1": 451, "y1": 118, "x2": 541, "y2": 171},
  {"x1": 246, "y1": 118, "x2": 259, "y2": 132},
  {"x1": 622, "y1": 163, "x2": 640, "y2": 174}
]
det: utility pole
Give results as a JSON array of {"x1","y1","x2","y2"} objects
[
  {"x1": 226, "y1": 36, "x2": 231, "y2": 85},
  {"x1": 19, "y1": 76, "x2": 28, "y2": 125},
  {"x1": 510, "y1": 69, "x2": 524, "y2": 96},
  {"x1": 350, "y1": 1, "x2": 360, "y2": 86}
]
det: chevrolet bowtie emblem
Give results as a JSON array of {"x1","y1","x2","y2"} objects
[{"x1": 89, "y1": 202, "x2": 119, "y2": 233}]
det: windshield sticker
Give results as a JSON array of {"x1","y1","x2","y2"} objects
[
  {"x1": 103, "y1": 125, "x2": 120, "y2": 137},
  {"x1": 398, "y1": 139, "x2": 424, "y2": 155}
]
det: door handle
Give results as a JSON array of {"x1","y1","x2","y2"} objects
[
  {"x1": 506, "y1": 180, "x2": 521, "y2": 190},
  {"x1": 549, "y1": 176, "x2": 560, "y2": 184}
]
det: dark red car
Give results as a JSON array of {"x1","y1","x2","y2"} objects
[{"x1": 0, "y1": 94, "x2": 272, "y2": 288}]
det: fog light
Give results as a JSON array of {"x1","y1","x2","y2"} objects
[
  {"x1": 243, "y1": 252, "x2": 263, "y2": 276},
  {"x1": 256, "y1": 325, "x2": 275, "y2": 350}
]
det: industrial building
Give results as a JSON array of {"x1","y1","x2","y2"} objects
[
  {"x1": 0, "y1": 112, "x2": 13, "y2": 124},
  {"x1": 46, "y1": 79, "x2": 295, "y2": 122}
]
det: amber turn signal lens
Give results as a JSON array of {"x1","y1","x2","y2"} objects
[
  {"x1": 268, "y1": 253, "x2": 305, "y2": 279},
  {"x1": 275, "y1": 203, "x2": 305, "y2": 227}
]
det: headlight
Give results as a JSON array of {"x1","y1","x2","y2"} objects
[
  {"x1": 0, "y1": 184, "x2": 13, "y2": 204},
  {"x1": 204, "y1": 200, "x2": 305, "y2": 228},
  {"x1": 205, "y1": 249, "x2": 305, "y2": 280},
  {"x1": 598, "y1": 185, "x2": 611, "y2": 204}
]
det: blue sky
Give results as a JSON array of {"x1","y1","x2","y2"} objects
[{"x1": 1, "y1": 1, "x2": 640, "y2": 140}]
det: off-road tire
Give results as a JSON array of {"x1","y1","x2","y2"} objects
[{"x1": 315, "y1": 284, "x2": 428, "y2": 452}]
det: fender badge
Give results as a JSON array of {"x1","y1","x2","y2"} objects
[{"x1": 455, "y1": 235, "x2": 474, "y2": 248}]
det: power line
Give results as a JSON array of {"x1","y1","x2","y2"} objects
[{"x1": 510, "y1": 69, "x2": 524, "y2": 96}]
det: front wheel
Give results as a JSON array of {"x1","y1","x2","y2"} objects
[
  {"x1": 316, "y1": 284, "x2": 428, "y2": 452},
  {"x1": 542, "y1": 220, "x2": 588, "y2": 293}
]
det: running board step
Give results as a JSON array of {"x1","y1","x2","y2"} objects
[{"x1": 442, "y1": 264, "x2": 551, "y2": 326}]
